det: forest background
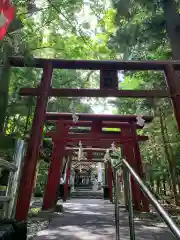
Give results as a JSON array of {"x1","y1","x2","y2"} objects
[{"x1": 0, "y1": 0, "x2": 180, "y2": 204}]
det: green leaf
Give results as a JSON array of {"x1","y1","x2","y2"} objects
[{"x1": 0, "y1": 135, "x2": 15, "y2": 150}]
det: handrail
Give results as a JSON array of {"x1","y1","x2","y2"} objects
[
  {"x1": 0, "y1": 196, "x2": 11, "y2": 202},
  {"x1": 114, "y1": 159, "x2": 180, "y2": 240},
  {"x1": 0, "y1": 159, "x2": 17, "y2": 172}
]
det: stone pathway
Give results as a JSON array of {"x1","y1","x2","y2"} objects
[{"x1": 34, "y1": 199, "x2": 177, "y2": 240}]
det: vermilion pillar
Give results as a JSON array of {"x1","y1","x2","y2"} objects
[
  {"x1": 131, "y1": 124, "x2": 149, "y2": 212},
  {"x1": 63, "y1": 157, "x2": 71, "y2": 202},
  {"x1": 134, "y1": 141, "x2": 149, "y2": 212},
  {"x1": 42, "y1": 122, "x2": 69, "y2": 210},
  {"x1": 90, "y1": 119, "x2": 102, "y2": 160},
  {"x1": 104, "y1": 161, "x2": 109, "y2": 199},
  {"x1": 15, "y1": 62, "x2": 53, "y2": 221},
  {"x1": 107, "y1": 161, "x2": 113, "y2": 202},
  {"x1": 121, "y1": 128, "x2": 141, "y2": 211}
]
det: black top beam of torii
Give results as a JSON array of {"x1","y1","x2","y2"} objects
[{"x1": 45, "y1": 112, "x2": 153, "y2": 122}]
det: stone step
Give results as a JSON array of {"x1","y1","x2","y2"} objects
[
  {"x1": 74, "y1": 185, "x2": 92, "y2": 189},
  {"x1": 72, "y1": 190, "x2": 103, "y2": 194},
  {"x1": 71, "y1": 195, "x2": 103, "y2": 199},
  {"x1": 75, "y1": 188, "x2": 93, "y2": 192},
  {"x1": 71, "y1": 190, "x2": 103, "y2": 199}
]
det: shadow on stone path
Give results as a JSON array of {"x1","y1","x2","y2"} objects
[{"x1": 34, "y1": 199, "x2": 176, "y2": 240}]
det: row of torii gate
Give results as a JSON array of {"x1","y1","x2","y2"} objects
[
  {"x1": 43, "y1": 113, "x2": 151, "y2": 211},
  {"x1": 8, "y1": 57, "x2": 180, "y2": 221}
]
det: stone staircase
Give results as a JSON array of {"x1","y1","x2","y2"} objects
[{"x1": 71, "y1": 187, "x2": 103, "y2": 199}]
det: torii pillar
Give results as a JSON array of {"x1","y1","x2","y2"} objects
[
  {"x1": 121, "y1": 128, "x2": 142, "y2": 211},
  {"x1": 130, "y1": 124, "x2": 149, "y2": 212},
  {"x1": 104, "y1": 161, "x2": 109, "y2": 199},
  {"x1": 42, "y1": 122, "x2": 69, "y2": 210},
  {"x1": 15, "y1": 62, "x2": 53, "y2": 221},
  {"x1": 63, "y1": 157, "x2": 71, "y2": 202},
  {"x1": 107, "y1": 161, "x2": 113, "y2": 202}
]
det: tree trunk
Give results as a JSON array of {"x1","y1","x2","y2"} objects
[
  {"x1": 149, "y1": 170, "x2": 154, "y2": 190},
  {"x1": 156, "y1": 177, "x2": 161, "y2": 195},
  {"x1": 168, "y1": 177, "x2": 172, "y2": 192},
  {"x1": 177, "y1": 177, "x2": 180, "y2": 194},
  {"x1": 0, "y1": 59, "x2": 12, "y2": 132},
  {"x1": 163, "y1": 0, "x2": 180, "y2": 60},
  {"x1": 163, "y1": 177, "x2": 167, "y2": 196},
  {"x1": 159, "y1": 107, "x2": 179, "y2": 204},
  {"x1": 32, "y1": 160, "x2": 40, "y2": 197},
  {"x1": 24, "y1": 97, "x2": 33, "y2": 135},
  {"x1": 3, "y1": 115, "x2": 9, "y2": 133},
  {"x1": 161, "y1": 108, "x2": 180, "y2": 195}
]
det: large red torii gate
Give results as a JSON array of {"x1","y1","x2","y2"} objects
[{"x1": 12, "y1": 57, "x2": 180, "y2": 221}]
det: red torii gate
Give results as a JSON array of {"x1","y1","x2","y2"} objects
[
  {"x1": 42, "y1": 116, "x2": 151, "y2": 211},
  {"x1": 13, "y1": 57, "x2": 180, "y2": 221},
  {"x1": 46, "y1": 114, "x2": 151, "y2": 171}
]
